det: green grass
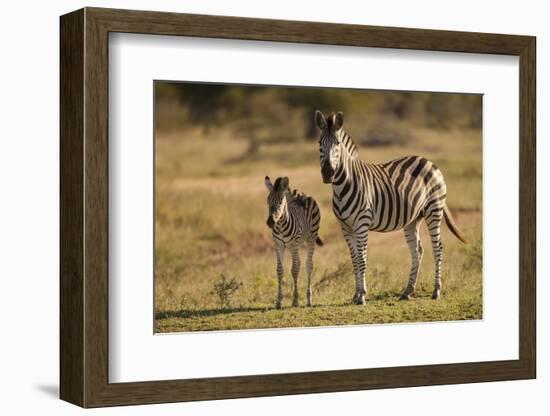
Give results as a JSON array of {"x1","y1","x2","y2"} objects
[
  {"x1": 156, "y1": 294, "x2": 482, "y2": 332},
  {"x1": 155, "y1": 125, "x2": 483, "y2": 333}
]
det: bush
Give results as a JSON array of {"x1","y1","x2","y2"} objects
[{"x1": 210, "y1": 274, "x2": 243, "y2": 309}]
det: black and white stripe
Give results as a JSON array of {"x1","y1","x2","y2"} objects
[
  {"x1": 315, "y1": 110, "x2": 466, "y2": 305},
  {"x1": 264, "y1": 176, "x2": 323, "y2": 308}
]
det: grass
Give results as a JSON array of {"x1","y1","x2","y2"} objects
[
  {"x1": 154, "y1": 124, "x2": 483, "y2": 333},
  {"x1": 156, "y1": 295, "x2": 482, "y2": 332}
]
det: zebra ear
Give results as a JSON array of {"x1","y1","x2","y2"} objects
[
  {"x1": 264, "y1": 176, "x2": 273, "y2": 192},
  {"x1": 314, "y1": 110, "x2": 327, "y2": 130},
  {"x1": 334, "y1": 111, "x2": 344, "y2": 131},
  {"x1": 280, "y1": 177, "x2": 289, "y2": 190}
]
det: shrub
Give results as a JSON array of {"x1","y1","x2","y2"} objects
[{"x1": 210, "y1": 274, "x2": 243, "y2": 309}]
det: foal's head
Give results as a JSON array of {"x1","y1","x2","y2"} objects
[{"x1": 264, "y1": 176, "x2": 290, "y2": 228}]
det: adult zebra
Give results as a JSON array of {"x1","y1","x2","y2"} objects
[
  {"x1": 314, "y1": 110, "x2": 466, "y2": 305},
  {"x1": 264, "y1": 176, "x2": 323, "y2": 309}
]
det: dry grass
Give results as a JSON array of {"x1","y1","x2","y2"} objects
[{"x1": 154, "y1": 125, "x2": 482, "y2": 332}]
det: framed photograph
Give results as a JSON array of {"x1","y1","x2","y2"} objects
[{"x1": 60, "y1": 7, "x2": 536, "y2": 408}]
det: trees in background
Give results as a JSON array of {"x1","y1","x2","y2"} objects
[{"x1": 155, "y1": 82, "x2": 482, "y2": 156}]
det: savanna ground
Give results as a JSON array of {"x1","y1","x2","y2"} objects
[{"x1": 154, "y1": 85, "x2": 482, "y2": 333}]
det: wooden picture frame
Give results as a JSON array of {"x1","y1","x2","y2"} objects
[{"x1": 60, "y1": 7, "x2": 536, "y2": 408}]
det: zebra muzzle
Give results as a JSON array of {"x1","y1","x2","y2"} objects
[
  {"x1": 321, "y1": 162, "x2": 334, "y2": 183},
  {"x1": 266, "y1": 216, "x2": 275, "y2": 228}
]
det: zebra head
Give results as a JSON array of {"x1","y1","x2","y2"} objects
[
  {"x1": 264, "y1": 176, "x2": 290, "y2": 228},
  {"x1": 314, "y1": 110, "x2": 344, "y2": 184}
]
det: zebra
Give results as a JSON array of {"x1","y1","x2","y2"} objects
[
  {"x1": 314, "y1": 110, "x2": 467, "y2": 305},
  {"x1": 264, "y1": 176, "x2": 323, "y2": 309}
]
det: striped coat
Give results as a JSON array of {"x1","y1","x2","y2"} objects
[
  {"x1": 315, "y1": 110, "x2": 466, "y2": 305},
  {"x1": 264, "y1": 176, "x2": 323, "y2": 308}
]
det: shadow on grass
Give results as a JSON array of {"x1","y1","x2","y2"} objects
[
  {"x1": 156, "y1": 306, "x2": 273, "y2": 320},
  {"x1": 155, "y1": 293, "x2": 414, "y2": 320},
  {"x1": 157, "y1": 303, "x2": 357, "y2": 320},
  {"x1": 369, "y1": 290, "x2": 402, "y2": 301},
  {"x1": 368, "y1": 290, "x2": 435, "y2": 301}
]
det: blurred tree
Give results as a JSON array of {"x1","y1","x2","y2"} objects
[{"x1": 155, "y1": 82, "x2": 482, "y2": 140}]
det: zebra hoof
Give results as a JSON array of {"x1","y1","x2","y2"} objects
[
  {"x1": 292, "y1": 299, "x2": 299, "y2": 308},
  {"x1": 399, "y1": 292, "x2": 412, "y2": 301},
  {"x1": 276, "y1": 301, "x2": 282, "y2": 309},
  {"x1": 353, "y1": 296, "x2": 366, "y2": 305},
  {"x1": 431, "y1": 290, "x2": 441, "y2": 300}
]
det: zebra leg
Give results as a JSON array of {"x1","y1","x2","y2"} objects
[
  {"x1": 290, "y1": 245, "x2": 301, "y2": 307},
  {"x1": 306, "y1": 240, "x2": 314, "y2": 307},
  {"x1": 343, "y1": 230, "x2": 368, "y2": 305},
  {"x1": 400, "y1": 220, "x2": 424, "y2": 300},
  {"x1": 354, "y1": 232, "x2": 368, "y2": 305},
  {"x1": 343, "y1": 232, "x2": 361, "y2": 304},
  {"x1": 275, "y1": 243, "x2": 285, "y2": 309},
  {"x1": 426, "y1": 209, "x2": 444, "y2": 300}
]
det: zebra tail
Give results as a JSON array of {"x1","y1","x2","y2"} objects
[
  {"x1": 443, "y1": 205, "x2": 468, "y2": 244},
  {"x1": 315, "y1": 236, "x2": 324, "y2": 247}
]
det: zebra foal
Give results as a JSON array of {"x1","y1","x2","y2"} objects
[
  {"x1": 314, "y1": 110, "x2": 467, "y2": 305},
  {"x1": 264, "y1": 176, "x2": 323, "y2": 309}
]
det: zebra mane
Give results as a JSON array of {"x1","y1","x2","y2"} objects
[
  {"x1": 288, "y1": 189, "x2": 309, "y2": 208},
  {"x1": 339, "y1": 130, "x2": 359, "y2": 159}
]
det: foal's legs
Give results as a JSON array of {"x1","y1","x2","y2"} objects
[
  {"x1": 290, "y1": 245, "x2": 301, "y2": 307},
  {"x1": 275, "y1": 242, "x2": 285, "y2": 309},
  {"x1": 306, "y1": 240, "x2": 315, "y2": 307}
]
